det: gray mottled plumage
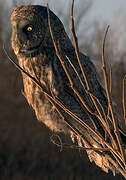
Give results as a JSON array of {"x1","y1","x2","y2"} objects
[{"x1": 10, "y1": 5, "x2": 125, "y2": 173}]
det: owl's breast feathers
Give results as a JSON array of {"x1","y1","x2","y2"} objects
[{"x1": 17, "y1": 52, "x2": 71, "y2": 133}]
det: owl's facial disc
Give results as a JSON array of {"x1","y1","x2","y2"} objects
[{"x1": 12, "y1": 17, "x2": 46, "y2": 58}]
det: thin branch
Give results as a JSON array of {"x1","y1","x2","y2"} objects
[
  {"x1": 122, "y1": 75, "x2": 126, "y2": 125},
  {"x1": 109, "y1": 64, "x2": 112, "y2": 94},
  {"x1": 70, "y1": 0, "x2": 90, "y2": 91},
  {"x1": 101, "y1": 26, "x2": 126, "y2": 165},
  {"x1": 50, "y1": 134, "x2": 109, "y2": 152},
  {"x1": 66, "y1": 55, "x2": 86, "y2": 90},
  {"x1": 70, "y1": 0, "x2": 115, "y2": 146}
]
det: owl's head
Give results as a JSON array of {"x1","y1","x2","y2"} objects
[{"x1": 11, "y1": 5, "x2": 70, "y2": 58}]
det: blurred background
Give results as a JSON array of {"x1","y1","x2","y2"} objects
[{"x1": 0, "y1": 0, "x2": 126, "y2": 179}]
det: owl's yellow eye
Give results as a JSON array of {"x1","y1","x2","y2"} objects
[{"x1": 27, "y1": 26, "x2": 33, "y2": 32}]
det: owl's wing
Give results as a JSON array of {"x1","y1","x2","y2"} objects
[
  {"x1": 61, "y1": 51, "x2": 126, "y2": 141},
  {"x1": 64, "y1": 52, "x2": 108, "y2": 113}
]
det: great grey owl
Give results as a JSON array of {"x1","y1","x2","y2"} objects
[{"x1": 10, "y1": 5, "x2": 126, "y2": 173}]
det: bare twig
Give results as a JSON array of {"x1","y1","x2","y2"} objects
[
  {"x1": 101, "y1": 26, "x2": 126, "y2": 165},
  {"x1": 122, "y1": 75, "x2": 126, "y2": 125},
  {"x1": 50, "y1": 134, "x2": 109, "y2": 152},
  {"x1": 109, "y1": 65, "x2": 112, "y2": 94},
  {"x1": 70, "y1": 0, "x2": 90, "y2": 91},
  {"x1": 70, "y1": 1, "x2": 117, "y2": 148}
]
